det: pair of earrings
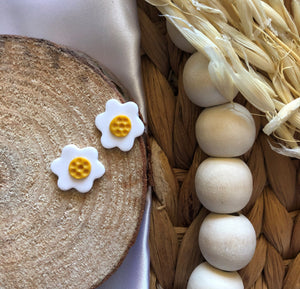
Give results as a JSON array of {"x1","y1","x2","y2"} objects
[{"x1": 51, "y1": 99, "x2": 145, "y2": 193}]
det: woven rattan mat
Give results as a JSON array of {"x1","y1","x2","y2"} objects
[{"x1": 138, "y1": 1, "x2": 300, "y2": 288}]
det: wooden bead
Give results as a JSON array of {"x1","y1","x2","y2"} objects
[
  {"x1": 183, "y1": 52, "x2": 230, "y2": 107},
  {"x1": 166, "y1": 21, "x2": 196, "y2": 53},
  {"x1": 187, "y1": 262, "x2": 244, "y2": 289},
  {"x1": 195, "y1": 157, "x2": 253, "y2": 213},
  {"x1": 199, "y1": 213, "x2": 256, "y2": 271},
  {"x1": 195, "y1": 102, "x2": 256, "y2": 157}
]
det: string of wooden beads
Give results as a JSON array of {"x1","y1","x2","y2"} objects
[{"x1": 166, "y1": 22, "x2": 257, "y2": 289}]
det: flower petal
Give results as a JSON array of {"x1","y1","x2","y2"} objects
[
  {"x1": 74, "y1": 180, "x2": 94, "y2": 194},
  {"x1": 105, "y1": 99, "x2": 123, "y2": 114},
  {"x1": 91, "y1": 160, "x2": 106, "y2": 179},
  {"x1": 122, "y1": 101, "x2": 139, "y2": 115},
  {"x1": 50, "y1": 158, "x2": 61, "y2": 175},
  {"x1": 60, "y1": 144, "x2": 79, "y2": 159},
  {"x1": 119, "y1": 138, "x2": 135, "y2": 152},
  {"x1": 131, "y1": 117, "x2": 145, "y2": 138},
  {"x1": 79, "y1": 147, "x2": 99, "y2": 160},
  {"x1": 57, "y1": 175, "x2": 74, "y2": 191},
  {"x1": 101, "y1": 134, "x2": 118, "y2": 149},
  {"x1": 51, "y1": 158, "x2": 68, "y2": 176},
  {"x1": 95, "y1": 112, "x2": 107, "y2": 132}
]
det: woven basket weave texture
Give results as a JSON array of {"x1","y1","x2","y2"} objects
[{"x1": 138, "y1": 1, "x2": 300, "y2": 288}]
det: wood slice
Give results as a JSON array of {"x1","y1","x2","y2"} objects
[{"x1": 0, "y1": 36, "x2": 147, "y2": 288}]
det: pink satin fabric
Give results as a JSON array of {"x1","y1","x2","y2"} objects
[{"x1": 0, "y1": 1, "x2": 149, "y2": 288}]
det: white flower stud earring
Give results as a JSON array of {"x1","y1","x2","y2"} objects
[
  {"x1": 95, "y1": 99, "x2": 144, "y2": 152},
  {"x1": 51, "y1": 144, "x2": 105, "y2": 193}
]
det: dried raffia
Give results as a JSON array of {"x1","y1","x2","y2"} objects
[
  {"x1": 217, "y1": 36, "x2": 276, "y2": 112},
  {"x1": 263, "y1": 98, "x2": 300, "y2": 135},
  {"x1": 261, "y1": 1, "x2": 292, "y2": 34},
  {"x1": 206, "y1": 46, "x2": 238, "y2": 101},
  {"x1": 272, "y1": 75, "x2": 295, "y2": 104},
  {"x1": 235, "y1": 0, "x2": 263, "y2": 39},
  {"x1": 245, "y1": 101, "x2": 262, "y2": 138},
  {"x1": 273, "y1": 99, "x2": 300, "y2": 129},
  {"x1": 267, "y1": 0, "x2": 299, "y2": 35},
  {"x1": 281, "y1": 54, "x2": 300, "y2": 92},
  {"x1": 145, "y1": 0, "x2": 300, "y2": 158},
  {"x1": 292, "y1": 0, "x2": 300, "y2": 33}
]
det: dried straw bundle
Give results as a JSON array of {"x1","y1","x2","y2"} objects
[
  {"x1": 138, "y1": 0, "x2": 300, "y2": 288},
  {"x1": 144, "y1": 0, "x2": 300, "y2": 158}
]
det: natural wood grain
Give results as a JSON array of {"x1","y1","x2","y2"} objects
[{"x1": 0, "y1": 36, "x2": 147, "y2": 289}]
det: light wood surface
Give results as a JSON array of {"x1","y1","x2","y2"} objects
[{"x1": 0, "y1": 35, "x2": 147, "y2": 289}]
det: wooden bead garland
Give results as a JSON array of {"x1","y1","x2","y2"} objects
[
  {"x1": 183, "y1": 54, "x2": 256, "y2": 288},
  {"x1": 164, "y1": 23, "x2": 257, "y2": 287}
]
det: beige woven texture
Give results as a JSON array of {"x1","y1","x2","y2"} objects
[
  {"x1": 138, "y1": 1, "x2": 300, "y2": 288},
  {"x1": 0, "y1": 36, "x2": 147, "y2": 289}
]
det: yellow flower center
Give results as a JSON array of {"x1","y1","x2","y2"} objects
[
  {"x1": 109, "y1": 115, "x2": 131, "y2": 137},
  {"x1": 69, "y1": 157, "x2": 91, "y2": 179}
]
